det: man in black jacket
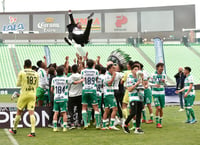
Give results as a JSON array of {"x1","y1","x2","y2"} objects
[
  {"x1": 64, "y1": 10, "x2": 94, "y2": 47},
  {"x1": 174, "y1": 67, "x2": 186, "y2": 111}
]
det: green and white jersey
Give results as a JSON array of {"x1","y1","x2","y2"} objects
[
  {"x1": 37, "y1": 68, "x2": 48, "y2": 89},
  {"x1": 150, "y1": 71, "x2": 167, "y2": 96},
  {"x1": 97, "y1": 74, "x2": 104, "y2": 97},
  {"x1": 51, "y1": 75, "x2": 69, "y2": 102},
  {"x1": 184, "y1": 74, "x2": 195, "y2": 96},
  {"x1": 127, "y1": 73, "x2": 144, "y2": 102},
  {"x1": 81, "y1": 68, "x2": 99, "y2": 92},
  {"x1": 104, "y1": 72, "x2": 114, "y2": 96}
]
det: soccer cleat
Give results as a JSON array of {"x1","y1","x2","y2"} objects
[
  {"x1": 101, "y1": 127, "x2": 109, "y2": 130},
  {"x1": 142, "y1": 119, "x2": 146, "y2": 123},
  {"x1": 69, "y1": 124, "x2": 75, "y2": 130},
  {"x1": 83, "y1": 125, "x2": 88, "y2": 130},
  {"x1": 129, "y1": 126, "x2": 135, "y2": 131},
  {"x1": 64, "y1": 37, "x2": 72, "y2": 46},
  {"x1": 87, "y1": 12, "x2": 94, "y2": 20},
  {"x1": 146, "y1": 119, "x2": 153, "y2": 124},
  {"x1": 63, "y1": 128, "x2": 67, "y2": 132},
  {"x1": 156, "y1": 123, "x2": 162, "y2": 128},
  {"x1": 9, "y1": 129, "x2": 16, "y2": 134},
  {"x1": 96, "y1": 126, "x2": 101, "y2": 130},
  {"x1": 190, "y1": 119, "x2": 197, "y2": 124},
  {"x1": 185, "y1": 120, "x2": 191, "y2": 123},
  {"x1": 109, "y1": 126, "x2": 120, "y2": 131},
  {"x1": 53, "y1": 128, "x2": 58, "y2": 132},
  {"x1": 27, "y1": 133, "x2": 36, "y2": 137},
  {"x1": 47, "y1": 124, "x2": 54, "y2": 128},
  {"x1": 123, "y1": 125, "x2": 130, "y2": 133},
  {"x1": 178, "y1": 108, "x2": 184, "y2": 112},
  {"x1": 134, "y1": 128, "x2": 144, "y2": 134}
]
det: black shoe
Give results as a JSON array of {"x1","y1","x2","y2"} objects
[
  {"x1": 9, "y1": 129, "x2": 17, "y2": 134},
  {"x1": 134, "y1": 128, "x2": 144, "y2": 134},
  {"x1": 87, "y1": 12, "x2": 94, "y2": 20},
  {"x1": 64, "y1": 37, "x2": 72, "y2": 45},
  {"x1": 123, "y1": 125, "x2": 130, "y2": 134},
  {"x1": 27, "y1": 133, "x2": 36, "y2": 137}
]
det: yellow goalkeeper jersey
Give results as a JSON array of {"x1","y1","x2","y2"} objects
[{"x1": 17, "y1": 68, "x2": 39, "y2": 97}]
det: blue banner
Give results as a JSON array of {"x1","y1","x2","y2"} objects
[
  {"x1": 154, "y1": 37, "x2": 166, "y2": 73},
  {"x1": 44, "y1": 45, "x2": 51, "y2": 66}
]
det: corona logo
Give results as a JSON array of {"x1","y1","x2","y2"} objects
[
  {"x1": 115, "y1": 15, "x2": 128, "y2": 27},
  {"x1": 45, "y1": 17, "x2": 54, "y2": 23}
]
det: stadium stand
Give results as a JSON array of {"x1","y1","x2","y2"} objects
[{"x1": 0, "y1": 45, "x2": 17, "y2": 88}]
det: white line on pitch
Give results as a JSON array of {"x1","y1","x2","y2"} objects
[{"x1": 4, "y1": 129, "x2": 19, "y2": 145}]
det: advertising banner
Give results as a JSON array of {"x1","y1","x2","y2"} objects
[
  {"x1": 71, "y1": 13, "x2": 101, "y2": 32},
  {"x1": 105, "y1": 12, "x2": 137, "y2": 32},
  {"x1": 0, "y1": 15, "x2": 29, "y2": 32},
  {"x1": 33, "y1": 14, "x2": 65, "y2": 33}
]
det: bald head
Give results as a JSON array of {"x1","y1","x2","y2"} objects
[{"x1": 178, "y1": 67, "x2": 183, "y2": 73}]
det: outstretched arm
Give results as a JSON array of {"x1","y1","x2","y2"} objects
[{"x1": 68, "y1": 10, "x2": 75, "y2": 25}]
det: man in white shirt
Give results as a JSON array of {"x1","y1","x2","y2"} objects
[{"x1": 68, "y1": 64, "x2": 83, "y2": 129}]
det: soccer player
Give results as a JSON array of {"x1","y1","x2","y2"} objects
[
  {"x1": 95, "y1": 65, "x2": 105, "y2": 127},
  {"x1": 140, "y1": 64, "x2": 154, "y2": 124},
  {"x1": 121, "y1": 61, "x2": 134, "y2": 122},
  {"x1": 9, "y1": 59, "x2": 39, "y2": 137},
  {"x1": 150, "y1": 63, "x2": 167, "y2": 128},
  {"x1": 51, "y1": 66, "x2": 69, "y2": 132},
  {"x1": 81, "y1": 59, "x2": 100, "y2": 129},
  {"x1": 176, "y1": 67, "x2": 197, "y2": 124},
  {"x1": 36, "y1": 57, "x2": 48, "y2": 106},
  {"x1": 123, "y1": 65, "x2": 144, "y2": 134},
  {"x1": 64, "y1": 10, "x2": 94, "y2": 47},
  {"x1": 102, "y1": 64, "x2": 119, "y2": 130}
]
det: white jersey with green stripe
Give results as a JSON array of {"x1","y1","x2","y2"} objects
[
  {"x1": 184, "y1": 74, "x2": 195, "y2": 96},
  {"x1": 150, "y1": 71, "x2": 167, "y2": 96},
  {"x1": 37, "y1": 68, "x2": 48, "y2": 89},
  {"x1": 96, "y1": 74, "x2": 104, "y2": 97},
  {"x1": 81, "y1": 68, "x2": 99, "y2": 91},
  {"x1": 104, "y1": 71, "x2": 114, "y2": 96},
  {"x1": 51, "y1": 75, "x2": 69, "y2": 102},
  {"x1": 127, "y1": 73, "x2": 143, "y2": 102}
]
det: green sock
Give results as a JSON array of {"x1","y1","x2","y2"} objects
[
  {"x1": 160, "y1": 117, "x2": 163, "y2": 125},
  {"x1": 60, "y1": 117, "x2": 63, "y2": 126},
  {"x1": 142, "y1": 109, "x2": 146, "y2": 121},
  {"x1": 189, "y1": 108, "x2": 196, "y2": 120},
  {"x1": 13, "y1": 115, "x2": 21, "y2": 130},
  {"x1": 155, "y1": 116, "x2": 159, "y2": 124},
  {"x1": 150, "y1": 113, "x2": 154, "y2": 120},
  {"x1": 133, "y1": 120, "x2": 136, "y2": 127},
  {"x1": 103, "y1": 119, "x2": 107, "y2": 128},
  {"x1": 185, "y1": 108, "x2": 190, "y2": 121},
  {"x1": 95, "y1": 111, "x2": 99, "y2": 127},
  {"x1": 99, "y1": 111, "x2": 102, "y2": 125},
  {"x1": 110, "y1": 118, "x2": 115, "y2": 127},
  {"x1": 82, "y1": 110, "x2": 88, "y2": 127},
  {"x1": 63, "y1": 122, "x2": 67, "y2": 128},
  {"x1": 53, "y1": 120, "x2": 57, "y2": 128},
  {"x1": 87, "y1": 108, "x2": 92, "y2": 124}
]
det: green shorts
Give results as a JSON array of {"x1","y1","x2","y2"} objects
[
  {"x1": 104, "y1": 95, "x2": 117, "y2": 108},
  {"x1": 53, "y1": 100, "x2": 68, "y2": 112},
  {"x1": 144, "y1": 88, "x2": 152, "y2": 105},
  {"x1": 36, "y1": 87, "x2": 45, "y2": 101},
  {"x1": 153, "y1": 95, "x2": 165, "y2": 108},
  {"x1": 184, "y1": 95, "x2": 195, "y2": 107},
  {"x1": 82, "y1": 90, "x2": 98, "y2": 105}
]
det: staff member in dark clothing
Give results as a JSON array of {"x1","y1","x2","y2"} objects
[
  {"x1": 174, "y1": 67, "x2": 186, "y2": 112},
  {"x1": 64, "y1": 10, "x2": 94, "y2": 47}
]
